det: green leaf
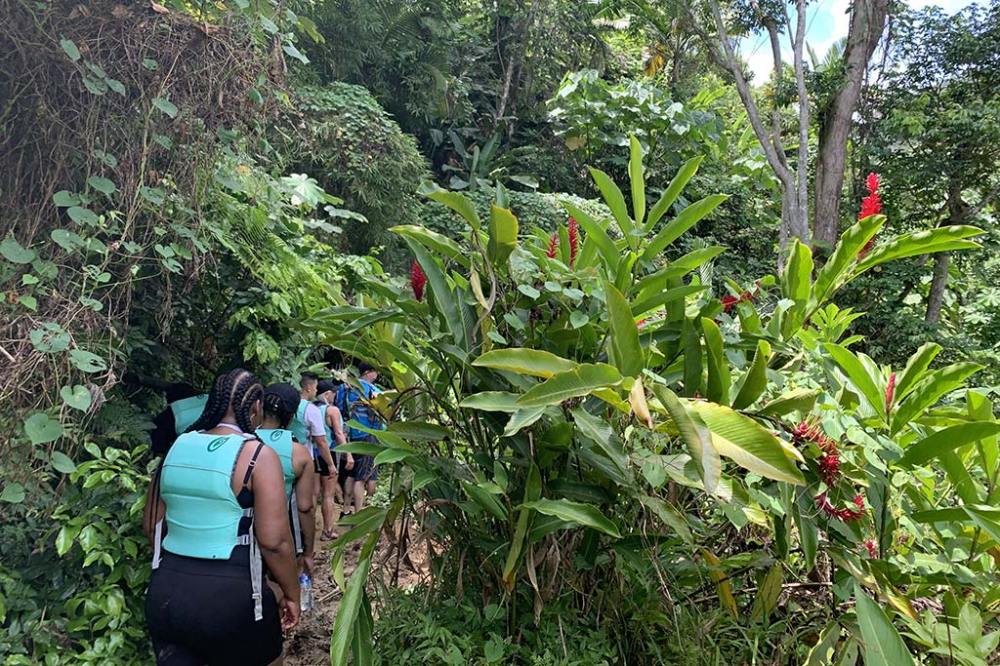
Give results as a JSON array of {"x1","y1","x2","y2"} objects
[
  {"x1": 392, "y1": 225, "x2": 469, "y2": 268},
  {"x1": 895, "y1": 342, "x2": 942, "y2": 402},
  {"x1": 563, "y1": 202, "x2": 617, "y2": 272},
  {"x1": 651, "y1": 386, "x2": 720, "y2": 494},
  {"x1": 892, "y1": 362, "x2": 983, "y2": 432},
  {"x1": 963, "y1": 506, "x2": 1000, "y2": 544},
  {"x1": 330, "y1": 535, "x2": 376, "y2": 666},
  {"x1": 516, "y1": 364, "x2": 622, "y2": 408},
  {"x1": 60, "y1": 385, "x2": 92, "y2": 411},
  {"x1": 628, "y1": 135, "x2": 646, "y2": 227},
  {"x1": 50, "y1": 229, "x2": 85, "y2": 251},
  {"x1": 472, "y1": 348, "x2": 577, "y2": 378},
  {"x1": 67, "y1": 206, "x2": 99, "y2": 225},
  {"x1": 757, "y1": 388, "x2": 820, "y2": 417},
  {"x1": 24, "y1": 412, "x2": 63, "y2": 444},
  {"x1": 419, "y1": 182, "x2": 481, "y2": 231},
  {"x1": 570, "y1": 311, "x2": 589, "y2": 329},
  {"x1": 823, "y1": 343, "x2": 886, "y2": 421},
  {"x1": 488, "y1": 205, "x2": 518, "y2": 266},
  {"x1": 520, "y1": 499, "x2": 621, "y2": 538},
  {"x1": 812, "y1": 215, "x2": 884, "y2": 306},
  {"x1": 86, "y1": 176, "x2": 116, "y2": 196},
  {"x1": 638, "y1": 495, "x2": 692, "y2": 543},
  {"x1": 701, "y1": 318, "x2": 730, "y2": 404},
  {"x1": 645, "y1": 155, "x2": 704, "y2": 232},
  {"x1": 733, "y1": 340, "x2": 771, "y2": 410},
  {"x1": 689, "y1": 401, "x2": 805, "y2": 485},
  {"x1": 750, "y1": 564, "x2": 783, "y2": 623},
  {"x1": 853, "y1": 583, "x2": 915, "y2": 666},
  {"x1": 372, "y1": 448, "x2": 415, "y2": 465},
  {"x1": 0, "y1": 483, "x2": 25, "y2": 503},
  {"x1": 60, "y1": 38, "x2": 81, "y2": 61},
  {"x1": 605, "y1": 282, "x2": 643, "y2": 377},
  {"x1": 503, "y1": 407, "x2": 547, "y2": 436},
  {"x1": 780, "y1": 240, "x2": 813, "y2": 337},
  {"x1": 461, "y1": 481, "x2": 507, "y2": 521},
  {"x1": 572, "y1": 407, "x2": 629, "y2": 478},
  {"x1": 152, "y1": 97, "x2": 178, "y2": 118},
  {"x1": 630, "y1": 285, "x2": 706, "y2": 318},
  {"x1": 589, "y1": 167, "x2": 634, "y2": 248},
  {"x1": 897, "y1": 422, "x2": 1000, "y2": 467},
  {"x1": 282, "y1": 41, "x2": 310, "y2": 64},
  {"x1": 68, "y1": 349, "x2": 108, "y2": 373},
  {"x1": 803, "y1": 622, "x2": 842, "y2": 666},
  {"x1": 386, "y1": 421, "x2": 450, "y2": 442},
  {"x1": 1, "y1": 236, "x2": 35, "y2": 264},
  {"x1": 502, "y1": 464, "x2": 541, "y2": 590},
  {"x1": 640, "y1": 194, "x2": 727, "y2": 263},
  {"x1": 461, "y1": 392, "x2": 522, "y2": 412},
  {"x1": 30, "y1": 323, "x2": 70, "y2": 352},
  {"x1": 17, "y1": 295, "x2": 36, "y2": 310},
  {"x1": 51, "y1": 451, "x2": 77, "y2": 474},
  {"x1": 52, "y1": 190, "x2": 80, "y2": 207},
  {"x1": 854, "y1": 225, "x2": 983, "y2": 275}
]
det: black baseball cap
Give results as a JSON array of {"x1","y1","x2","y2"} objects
[
  {"x1": 316, "y1": 379, "x2": 337, "y2": 395},
  {"x1": 264, "y1": 383, "x2": 299, "y2": 412}
]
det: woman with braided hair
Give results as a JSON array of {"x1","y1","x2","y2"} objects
[{"x1": 143, "y1": 369, "x2": 300, "y2": 665}]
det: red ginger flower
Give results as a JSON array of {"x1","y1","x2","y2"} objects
[
  {"x1": 885, "y1": 372, "x2": 896, "y2": 412},
  {"x1": 568, "y1": 217, "x2": 579, "y2": 266},
  {"x1": 546, "y1": 232, "x2": 558, "y2": 259},
  {"x1": 792, "y1": 420, "x2": 841, "y2": 485},
  {"x1": 858, "y1": 172, "x2": 883, "y2": 258},
  {"x1": 815, "y1": 492, "x2": 866, "y2": 522},
  {"x1": 410, "y1": 260, "x2": 426, "y2": 302},
  {"x1": 720, "y1": 291, "x2": 754, "y2": 314},
  {"x1": 863, "y1": 538, "x2": 878, "y2": 558}
]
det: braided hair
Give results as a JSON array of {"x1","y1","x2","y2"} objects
[
  {"x1": 262, "y1": 391, "x2": 295, "y2": 429},
  {"x1": 187, "y1": 368, "x2": 263, "y2": 433}
]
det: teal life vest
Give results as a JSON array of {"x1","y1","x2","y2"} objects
[
  {"x1": 289, "y1": 398, "x2": 311, "y2": 444},
  {"x1": 257, "y1": 428, "x2": 295, "y2": 498},
  {"x1": 170, "y1": 394, "x2": 208, "y2": 436},
  {"x1": 159, "y1": 432, "x2": 250, "y2": 560},
  {"x1": 314, "y1": 401, "x2": 334, "y2": 452}
]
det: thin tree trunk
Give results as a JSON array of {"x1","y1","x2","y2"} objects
[
  {"x1": 925, "y1": 252, "x2": 950, "y2": 324},
  {"x1": 813, "y1": 0, "x2": 890, "y2": 245}
]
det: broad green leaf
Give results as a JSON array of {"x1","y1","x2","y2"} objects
[
  {"x1": 605, "y1": 282, "x2": 643, "y2": 377},
  {"x1": 701, "y1": 318, "x2": 730, "y2": 404},
  {"x1": 780, "y1": 240, "x2": 813, "y2": 337},
  {"x1": 689, "y1": 401, "x2": 805, "y2": 485},
  {"x1": 50, "y1": 451, "x2": 77, "y2": 474},
  {"x1": 372, "y1": 448, "x2": 415, "y2": 465},
  {"x1": 572, "y1": 407, "x2": 629, "y2": 478},
  {"x1": 939, "y1": 450, "x2": 980, "y2": 506},
  {"x1": 503, "y1": 407, "x2": 546, "y2": 436},
  {"x1": 403, "y1": 237, "x2": 467, "y2": 350},
  {"x1": 892, "y1": 362, "x2": 983, "y2": 432},
  {"x1": 60, "y1": 38, "x2": 81, "y2": 61},
  {"x1": 30, "y1": 323, "x2": 70, "y2": 353},
  {"x1": 51, "y1": 229, "x2": 85, "y2": 251},
  {"x1": 0, "y1": 483, "x2": 25, "y2": 503},
  {"x1": 964, "y1": 506, "x2": 1000, "y2": 544},
  {"x1": 853, "y1": 583, "x2": 915, "y2": 666},
  {"x1": 487, "y1": 205, "x2": 518, "y2": 267},
  {"x1": 757, "y1": 388, "x2": 820, "y2": 417},
  {"x1": 520, "y1": 499, "x2": 621, "y2": 538},
  {"x1": 898, "y1": 422, "x2": 1000, "y2": 467},
  {"x1": 630, "y1": 285, "x2": 706, "y2": 318},
  {"x1": 804, "y1": 622, "x2": 843, "y2": 666},
  {"x1": 588, "y1": 167, "x2": 634, "y2": 248},
  {"x1": 701, "y1": 549, "x2": 738, "y2": 618},
  {"x1": 516, "y1": 364, "x2": 622, "y2": 408},
  {"x1": 640, "y1": 194, "x2": 727, "y2": 263},
  {"x1": 854, "y1": 225, "x2": 984, "y2": 274},
  {"x1": 67, "y1": 206, "x2": 98, "y2": 225},
  {"x1": 387, "y1": 421, "x2": 450, "y2": 442},
  {"x1": 638, "y1": 496, "x2": 692, "y2": 543},
  {"x1": 733, "y1": 340, "x2": 771, "y2": 410},
  {"x1": 391, "y1": 225, "x2": 469, "y2": 268},
  {"x1": 419, "y1": 182, "x2": 481, "y2": 231},
  {"x1": 1, "y1": 236, "x2": 35, "y2": 264},
  {"x1": 461, "y1": 392, "x2": 522, "y2": 412},
  {"x1": 644, "y1": 155, "x2": 704, "y2": 232},
  {"x1": 87, "y1": 176, "x2": 116, "y2": 196},
  {"x1": 330, "y1": 534, "x2": 377, "y2": 666},
  {"x1": 332, "y1": 441, "x2": 386, "y2": 455},
  {"x1": 812, "y1": 215, "x2": 884, "y2": 306},
  {"x1": 152, "y1": 97, "x2": 178, "y2": 118},
  {"x1": 69, "y1": 349, "x2": 107, "y2": 373},
  {"x1": 24, "y1": 412, "x2": 63, "y2": 444},
  {"x1": 651, "y1": 386, "x2": 720, "y2": 494},
  {"x1": 628, "y1": 135, "x2": 645, "y2": 226},
  {"x1": 681, "y1": 317, "x2": 702, "y2": 397},
  {"x1": 472, "y1": 348, "x2": 577, "y2": 378},
  {"x1": 502, "y1": 463, "x2": 541, "y2": 591},
  {"x1": 823, "y1": 343, "x2": 886, "y2": 421},
  {"x1": 563, "y1": 202, "x2": 617, "y2": 272},
  {"x1": 52, "y1": 190, "x2": 80, "y2": 207},
  {"x1": 631, "y1": 246, "x2": 726, "y2": 297},
  {"x1": 462, "y1": 481, "x2": 507, "y2": 521},
  {"x1": 750, "y1": 564, "x2": 783, "y2": 623},
  {"x1": 60, "y1": 385, "x2": 92, "y2": 411},
  {"x1": 895, "y1": 342, "x2": 942, "y2": 401}
]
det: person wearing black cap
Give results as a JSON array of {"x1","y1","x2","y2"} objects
[
  {"x1": 314, "y1": 379, "x2": 351, "y2": 540},
  {"x1": 258, "y1": 383, "x2": 317, "y2": 575},
  {"x1": 334, "y1": 362, "x2": 385, "y2": 515}
]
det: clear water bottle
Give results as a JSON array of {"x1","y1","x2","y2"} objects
[{"x1": 299, "y1": 573, "x2": 314, "y2": 611}]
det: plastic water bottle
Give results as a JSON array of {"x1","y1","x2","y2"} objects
[{"x1": 299, "y1": 573, "x2": 314, "y2": 611}]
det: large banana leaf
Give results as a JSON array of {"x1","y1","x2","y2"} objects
[
  {"x1": 652, "y1": 386, "x2": 720, "y2": 494},
  {"x1": 516, "y1": 363, "x2": 623, "y2": 408},
  {"x1": 472, "y1": 348, "x2": 577, "y2": 378}
]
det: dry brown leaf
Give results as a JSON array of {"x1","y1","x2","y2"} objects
[{"x1": 150, "y1": 1, "x2": 169, "y2": 14}]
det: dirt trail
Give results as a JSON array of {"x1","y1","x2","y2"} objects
[{"x1": 284, "y1": 511, "x2": 429, "y2": 665}]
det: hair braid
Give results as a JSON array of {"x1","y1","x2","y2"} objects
[
  {"x1": 187, "y1": 369, "x2": 248, "y2": 433},
  {"x1": 262, "y1": 392, "x2": 294, "y2": 429},
  {"x1": 232, "y1": 372, "x2": 263, "y2": 433}
]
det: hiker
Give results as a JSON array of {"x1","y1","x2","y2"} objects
[
  {"x1": 289, "y1": 372, "x2": 336, "y2": 516},
  {"x1": 148, "y1": 383, "x2": 207, "y2": 456},
  {"x1": 143, "y1": 368, "x2": 299, "y2": 666},
  {"x1": 258, "y1": 383, "x2": 317, "y2": 574},
  {"x1": 335, "y1": 362, "x2": 386, "y2": 514},
  {"x1": 314, "y1": 379, "x2": 352, "y2": 539}
]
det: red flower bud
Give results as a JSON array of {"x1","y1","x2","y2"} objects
[
  {"x1": 885, "y1": 372, "x2": 896, "y2": 412},
  {"x1": 858, "y1": 172, "x2": 883, "y2": 259},
  {"x1": 410, "y1": 260, "x2": 427, "y2": 302},
  {"x1": 568, "y1": 217, "x2": 579, "y2": 267},
  {"x1": 863, "y1": 538, "x2": 877, "y2": 558},
  {"x1": 546, "y1": 232, "x2": 558, "y2": 259}
]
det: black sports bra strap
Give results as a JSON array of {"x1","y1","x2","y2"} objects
[{"x1": 241, "y1": 441, "x2": 265, "y2": 490}]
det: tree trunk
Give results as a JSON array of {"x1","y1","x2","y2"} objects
[
  {"x1": 813, "y1": 0, "x2": 890, "y2": 246},
  {"x1": 925, "y1": 252, "x2": 950, "y2": 324}
]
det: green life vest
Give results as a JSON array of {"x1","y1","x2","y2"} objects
[
  {"x1": 289, "y1": 398, "x2": 310, "y2": 445},
  {"x1": 170, "y1": 394, "x2": 208, "y2": 436},
  {"x1": 257, "y1": 428, "x2": 295, "y2": 498},
  {"x1": 159, "y1": 432, "x2": 250, "y2": 560},
  {"x1": 314, "y1": 401, "x2": 334, "y2": 449}
]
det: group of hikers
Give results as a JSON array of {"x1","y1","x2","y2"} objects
[{"x1": 142, "y1": 362, "x2": 385, "y2": 665}]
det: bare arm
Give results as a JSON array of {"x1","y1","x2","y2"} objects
[
  {"x1": 249, "y1": 445, "x2": 300, "y2": 604},
  {"x1": 293, "y1": 442, "x2": 316, "y2": 559}
]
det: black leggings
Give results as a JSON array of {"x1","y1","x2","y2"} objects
[{"x1": 146, "y1": 551, "x2": 282, "y2": 665}]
